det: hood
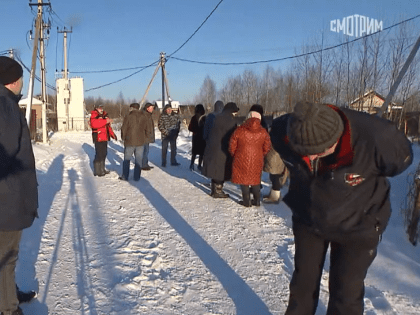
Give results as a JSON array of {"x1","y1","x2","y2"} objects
[
  {"x1": 222, "y1": 102, "x2": 239, "y2": 114},
  {"x1": 214, "y1": 100, "x2": 224, "y2": 113}
]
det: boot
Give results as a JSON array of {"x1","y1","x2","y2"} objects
[
  {"x1": 101, "y1": 161, "x2": 110, "y2": 174},
  {"x1": 239, "y1": 189, "x2": 251, "y2": 207},
  {"x1": 213, "y1": 183, "x2": 229, "y2": 198},
  {"x1": 94, "y1": 161, "x2": 104, "y2": 176},
  {"x1": 262, "y1": 189, "x2": 281, "y2": 204},
  {"x1": 210, "y1": 182, "x2": 216, "y2": 197}
]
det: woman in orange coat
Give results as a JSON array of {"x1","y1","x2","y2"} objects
[
  {"x1": 90, "y1": 104, "x2": 117, "y2": 176},
  {"x1": 229, "y1": 109, "x2": 271, "y2": 207}
]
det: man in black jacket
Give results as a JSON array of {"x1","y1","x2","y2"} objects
[
  {"x1": 0, "y1": 56, "x2": 38, "y2": 315},
  {"x1": 270, "y1": 101, "x2": 412, "y2": 315}
]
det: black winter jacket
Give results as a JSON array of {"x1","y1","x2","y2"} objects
[
  {"x1": 202, "y1": 103, "x2": 239, "y2": 181},
  {"x1": 0, "y1": 84, "x2": 38, "y2": 231},
  {"x1": 271, "y1": 107, "x2": 412, "y2": 238}
]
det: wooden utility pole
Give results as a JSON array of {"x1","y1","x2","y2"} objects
[
  {"x1": 28, "y1": 0, "x2": 51, "y2": 142},
  {"x1": 160, "y1": 52, "x2": 166, "y2": 108}
]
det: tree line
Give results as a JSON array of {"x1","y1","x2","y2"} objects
[{"x1": 193, "y1": 21, "x2": 420, "y2": 119}]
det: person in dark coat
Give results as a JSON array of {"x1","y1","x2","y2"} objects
[
  {"x1": 141, "y1": 102, "x2": 156, "y2": 171},
  {"x1": 90, "y1": 104, "x2": 117, "y2": 176},
  {"x1": 229, "y1": 110, "x2": 271, "y2": 207},
  {"x1": 203, "y1": 100, "x2": 224, "y2": 142},
  {"x1": 270, "y1": 101, "x2": 413, "y2": 315},
  {"x1": 202, "y1": 102, "x2": 239, "y2": 198},
  {"x1": 120, "y1": 103, "x2": 150, "y2": 181},
  {"x1": 188, "y1": 104, "x2": 206, "y2": 171},
  {"x1": 158, "y1": 104, "x2": 181, "y2": 167},
  {"x1": 0, "y1": 56, "x2": 38, "y2": 315}
]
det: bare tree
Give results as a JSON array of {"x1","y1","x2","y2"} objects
[{"x1": 195, "y1": 75, "x2": 217, "y2": 112}]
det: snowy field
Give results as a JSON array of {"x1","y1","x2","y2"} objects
[{"x1": 15, "y1": 127, "x2": 420, "y2": 314}]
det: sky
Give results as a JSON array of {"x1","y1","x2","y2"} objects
[{"x1": 1, "y1": 0, "x2": 420, "y2": 104}]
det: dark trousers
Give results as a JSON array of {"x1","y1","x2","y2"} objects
[
  {"x1": 161, "y1": 138, "x2": 177, "y2": 165},
  {"x1": 285, "y1": 221, "x2": 380, "y2": 315},
  {"x1": 94, "y1": 141, "x2": 108, "y2": 163},
  {"x1": 0, "y1": 230, "x2": 22, "y2": 313},
  {"x1": 269, "y1": 173, "x2": 282, "y2": 191},
  {"x1": 240, "y1": 185, "x2": 260, "y2": 204}
]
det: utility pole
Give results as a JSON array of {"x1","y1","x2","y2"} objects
[
  {"x1": 160, "y1": 52, "x2": 166, "y2": 108},
  {"x1": 58, "y1": 27, "x2": 72, "y2": 131},
  {"x1": 28, "y1": 0, "x2": 51, "y2": 142}
]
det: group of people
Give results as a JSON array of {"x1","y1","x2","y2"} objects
[
  {"x1": 0, "y1": 54, "x2": 415, "y2": 314},
  {"x1": 185, "y1": 99, "x2": 414, "y2": 314}
]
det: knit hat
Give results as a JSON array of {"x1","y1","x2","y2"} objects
[
  {"x1": 287, "y1": 101, "x2": 344, "y2": 155},
  {"x1": 249, "y1": 104, "x2": 264, "y2": 117},
  {"x1": 0, "y1": 56, "x2": 23, "y2": 85},
  {"x1": 95, "y1": 104, "x2": 104, "y2": 109}
]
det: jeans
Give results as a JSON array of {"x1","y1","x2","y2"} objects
[
  {"x1": 122, "y1": 145, "x2": 144, "y2": 180},
  {"x1": 142, "y1": 143, "x2": 150, "y2": 167},
  {"x1": 0, "y1": 230, "x2": 22, "y2": 313},
  {"x1": 161, "y1": 138, "x2": 177, "y2": 165}
]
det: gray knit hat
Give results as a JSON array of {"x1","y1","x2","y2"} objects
[
  {"x1": 287, "y1": 101, "x2": 344, "y2": 155},
  {"x1": 0, "y1": 56, "x2": 23, "y2": 85}
]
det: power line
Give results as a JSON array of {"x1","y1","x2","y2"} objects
[
  {"x1": 15, "y1": 54, "x2": 56, "y2": 91},
  {"x1": 169, "y1": 13, "x2": 420, "y2": 66},
  {"x1": 85, "y1": 60, "x2": 159, "y2": 92},
  {"x1": 84, "y1": 0, "x2": 224, "y2": 92},
  {"x1": 167, "y1": 0, "x2": 225, "y2": 58}
]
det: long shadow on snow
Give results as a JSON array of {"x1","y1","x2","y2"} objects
[
  {"x1": 82, "y1": 141, "x2": 123, "y2": 175},
  {"x1": 68, "y1": 168, "x2": 99, "y2": 315},
  {"x1": 146, "y1": 140, "x2": 243, "y2": 200},
  {"x1": 134, "y1": 177, "x2": 272, "y2": 315},
  {"x1": 17, "y1": 154, "x2": 65, "y2": 315}
]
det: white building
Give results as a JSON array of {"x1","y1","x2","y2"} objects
[{"x1": 56, "y1": 77, "x2": 86, "y2": 131}]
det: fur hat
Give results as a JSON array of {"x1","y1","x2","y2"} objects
[
  {"x1": 287, "y1": 101, "x2": 344, "y2": 155},
  {"x1": 0, "y1": 56, "x2": 23, "y2": 85}
]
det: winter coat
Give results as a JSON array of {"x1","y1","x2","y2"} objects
[
  {"x1": 203, "y1": 100, "x2": 224, "y2": 141},
  {"x1": 202, "y1": 102, "x2": 239, "y2": 181},
  {"x1": 0, "y1": 84, "x2": 38, "y2": 231},
  {"x1": 90, "y1": 109, "x2": 117, "y2": 142},
  {"x1": 188, "y1": 113, "x2": 206, "y2": 156},
  {"x1": 229, "y1": 117, "x2": 271, "y2": 185},
  {"x1": 143, "y1": 107, "x2": 155, "y2": 144},
  {"x1": 121, "y1": 109, "x2": 150, "y2": 147},
  {"x1": 158, "y1": 105, "x2": 181, "y2": 140},
  {"x1": 270, "y1": 106, "x2": 413, "y2": 239}
]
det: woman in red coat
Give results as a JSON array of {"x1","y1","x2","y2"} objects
[
  {"x1": 90, "y1": 104, "x2": 117, "y2": 176},
  {"x1": 229, "y1": 109, "x2": 271, "y2": 207}
]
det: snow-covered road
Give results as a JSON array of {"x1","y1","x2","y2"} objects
[{"x1": 15, "y1": 129, "x2": 420, "y2": 314}]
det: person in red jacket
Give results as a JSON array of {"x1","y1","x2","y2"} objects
[
  {"x1": 90, "y1": 104, "x2": 117, "y2": 176},
  {"x1": 229, "y1": 109, "x2": 271, "y2": 207}
]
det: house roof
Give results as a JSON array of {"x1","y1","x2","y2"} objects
[
  {"x1": 19, "y1": 97, "x2": 43, "y2": 106},
  {"x1": 350, "y1": 90, "x2": 385, "y2": 105}
]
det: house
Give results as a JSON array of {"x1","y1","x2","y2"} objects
[{"x1": 349, "y1": 90, "x2": 401, "y2": 118}]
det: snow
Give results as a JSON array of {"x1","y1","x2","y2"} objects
[{"x1": 14, "y1": 127, "x2": 420, "y2": 314}]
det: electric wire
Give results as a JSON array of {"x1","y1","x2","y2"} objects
[
  {"x1": 170, "y1": 13, "x2": 420, "y2": 66},
  {"x1": 167, "y1": 0, "x2": 224, "y2": 58}
]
